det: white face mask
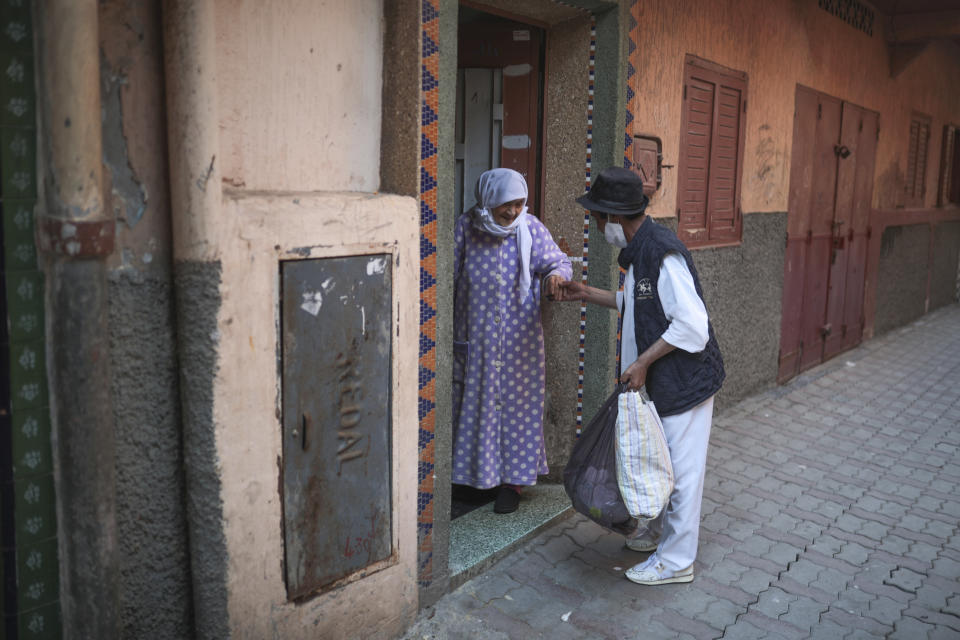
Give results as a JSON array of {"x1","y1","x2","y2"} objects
[{"x1": 604, "y1": 221, "x2": 628, "y2": 248}]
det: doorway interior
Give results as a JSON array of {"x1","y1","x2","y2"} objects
[
  {"x1": 778, "y1": 85, "x2": 879, "y2": 382},
  {"x1": 455, "y1": 6, "x2": 545, "y2": 217}
]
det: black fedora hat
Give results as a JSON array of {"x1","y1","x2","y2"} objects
[{"x1": 576, "y1": 167, "x2": 649, "y2": 216}]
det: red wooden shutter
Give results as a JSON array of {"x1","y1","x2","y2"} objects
[
  {"x1": 916, "y1": 119, "x2": 929, "y2": 199},
  {"x1": 677, "y1": 56, "x2": 746, "y2": 247},
  {"x1": 906, "y1": 113, "x2": 931, "y2": 204},
  {"x1": 708, "y1": 82, "x2": 743, "y2": 242},
  {"x1": 678, "y1": 75, "x2": 716, "y2": 242},
  {"x1": 906, "y1": 119, "x2": 919, "y2": 198},
  {"x1": 938, "y1": 125, "x2": 955, "y2": 206}
]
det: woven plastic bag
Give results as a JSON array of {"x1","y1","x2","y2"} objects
[
  {"x1": 563, "y1": 385, "x2": 638, "y2": 535},
  {"x1": 615, "y1": 390, "x2": 674, "y2": 521}
]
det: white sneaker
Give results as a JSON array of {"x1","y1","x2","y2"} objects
[
  {"x1": 625, "y1": 557, "x2": 694, "y2": 585},
  {"x1": 624, "y1": 530, "x2": 659, "y2": 552}
]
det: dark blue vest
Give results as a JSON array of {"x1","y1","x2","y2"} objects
[{"x1": 617, "y1": 216, "x2": 725, "y2": 416}]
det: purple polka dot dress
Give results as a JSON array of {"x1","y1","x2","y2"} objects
[{"x1": 452, "y1": 213, "x2": 572, "y2": 489}]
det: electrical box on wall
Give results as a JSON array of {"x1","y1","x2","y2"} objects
[
  {"x1": 632, "y1": 135, "x2": 663, "y2": 196},
  {"x1": 209, "y1": 186, "x2": 417, "y2": 637},
  {"x1": 280, "y1": 255, "x2": 394, "y2": 600}
]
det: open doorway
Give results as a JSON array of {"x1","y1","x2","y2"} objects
[{"x1": 447, "y1": 3, "x2": 576, "y2": 586}]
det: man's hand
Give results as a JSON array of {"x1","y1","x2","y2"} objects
[
  {"x1": 555, "y1": 280, "x2": 618, "y2": 308},
  {"x1": 556, "y1": 279, "x2": 586, "y2": 302},
  {"x1": 620, "y1": 357, "x2": 648, "y2": 391},
  {"x1": 622, "y1": 338, "x2": 676, "y2": 391}
]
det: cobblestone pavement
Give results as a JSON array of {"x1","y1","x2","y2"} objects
[{"x1": 403, "y1": 304, "x2": 960, "y2": 639}]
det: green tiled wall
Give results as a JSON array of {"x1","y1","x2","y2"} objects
[{"x1": 1, "y1": 1, "x2": 61, "y2": 638}]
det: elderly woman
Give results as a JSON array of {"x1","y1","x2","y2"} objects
[{"x1": 452, "y1": 168, "x2": 572, "y2": 513}]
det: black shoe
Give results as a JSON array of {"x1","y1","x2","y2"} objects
[{"x1": 493, "y1": 486, "x2": 521, "y2": 514}]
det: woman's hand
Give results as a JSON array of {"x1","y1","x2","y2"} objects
[{"x1": 544, "y1": 275, "x2": 562, "y2": 300}]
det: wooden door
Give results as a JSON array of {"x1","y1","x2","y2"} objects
[
  {"x1": 822, "y1": 102, "x2": 859, "y2": 360},
  {"x1": 799, "y1": 93, "x2": 840, "y2": 373},
  {"x1": 777, "y1": 88, "x2": 818, "y2": 380},
  {"x1": 841, "y1": 108, "x2": 878, "y2": 352},
  {"x1": 456, "y1": 17, "x2": 543, "y2": 214},
  {"x1": 778, "y1": 87, "x2": 878, "y2": 382}
]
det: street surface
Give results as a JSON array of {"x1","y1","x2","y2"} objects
[{"x1": 404, "y1": 303, "x2": 960, "y2": 639}]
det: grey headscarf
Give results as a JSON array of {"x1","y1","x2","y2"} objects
[{"x1": 468, "y1": 168, "x2": 533, "y2": 302}]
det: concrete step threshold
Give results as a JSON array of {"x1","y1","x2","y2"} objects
[{"x1": 448, "y1": 483, "x2": 573, "y2": 589}]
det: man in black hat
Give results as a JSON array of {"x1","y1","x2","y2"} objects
[{"x1": 559, "y1": 166, "x2": 724, "y2": 585}]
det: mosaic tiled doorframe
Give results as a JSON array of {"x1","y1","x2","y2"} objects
[
  {"x1": 416, "y1": 0, "x2": 639, "y2": 589},
  {"x1": 417, "y1": 0, "x2": 440, "y2": 589},
  {"x1": 575, "y1": 20, "x2": 597, "y2": 434}
]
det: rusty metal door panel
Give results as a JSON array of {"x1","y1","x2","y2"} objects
[
  {"x1": 632, "y1": 135, "x2": 662, "y2": 195},
  {"x1": 823, "y1": 103, "x2": 860, "y2": 360},
  {"x1": 281, "y1": 255, "x2": 393, "y2": 600},
  {"x1": 778, "y1": 87, "x2": 819, "y2": 381}
]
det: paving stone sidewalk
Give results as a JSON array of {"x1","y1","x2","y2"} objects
[{"x1": 403, "y1": 304, "x2": 960, "y2": 640}]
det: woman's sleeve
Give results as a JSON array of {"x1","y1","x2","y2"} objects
[{"x1": 531, "y1": 219, "x2": 572, "y2": 280}]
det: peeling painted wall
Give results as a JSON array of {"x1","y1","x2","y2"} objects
[
  {"x1": 190, "y1": 4, "x2": 420, "y2": 637},
  {"x1": 633, "y1": 0, "x2": 960, "y2": 217},
  {"x1": 99, "y1": 2, "x2": 194, "y2": 637},
  {"x1": 99, "y1": 2, "x2": 418, "y2": 633},
  {"x1": 100, "y1": 0, "x2": 172, "y2": 270},
  {"x1": 214, "y1": 0, "x2": 384, "y2": 192}
]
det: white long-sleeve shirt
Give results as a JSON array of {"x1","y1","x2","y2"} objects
[{"x1": 617, "y1": 252, "x2": 709, "y2": 370}]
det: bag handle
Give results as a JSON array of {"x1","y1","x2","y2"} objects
[{"x1": 616, "y1": 382, "x2": 651, "y2": 403}]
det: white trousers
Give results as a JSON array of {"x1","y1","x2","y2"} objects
[{"x1": 644, "y1": 395, "x2": 714, "y2": 571}]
